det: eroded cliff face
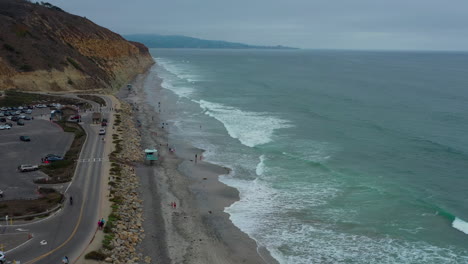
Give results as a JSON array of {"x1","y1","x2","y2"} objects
[{"x1": 0, "y1": 0, "x2": 154, "y2": 91}]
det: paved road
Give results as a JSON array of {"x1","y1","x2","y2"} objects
[{"x1": 3, "y1": 95, "x2": 114, "y2": 263}]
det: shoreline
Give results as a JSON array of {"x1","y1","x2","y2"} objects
[{"x1": 119, "y1": 70, "x2": 279, "y2": 264}]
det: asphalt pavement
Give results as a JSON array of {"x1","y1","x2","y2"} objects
[
  {"x1": 0, "y1": 119, "x2": 74, "y2": 200},
  {"x1": 2, "y1": 95, "x2": 114, "y2": 264}
]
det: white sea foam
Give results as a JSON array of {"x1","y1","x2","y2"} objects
[
  {"x1": 156, "y1": 57, "x2": 205, "y2": 82},
  {"x1": 196, "y1": 100, "x2": 292, "y2": 147},
  {"x1": 219, "y1": 160, "x2": 468, "y2": 264},
  {"x1": 452, "y1": 217, "x2": 468, "y2": 235},
  {"x1": 255, "y1": 155, "x2": 266, "y2": 176},
  {"x1": 160, "y1": 79, "x2": 195, "y2": 98}
]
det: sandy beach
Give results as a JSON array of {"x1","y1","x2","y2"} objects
[{"x1": 117, "y1": 71, "x2": 278, "y2": 264}]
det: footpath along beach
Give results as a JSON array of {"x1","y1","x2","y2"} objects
[{"x1": 117, "y1": 71, "x2": 279, "y2": 264}]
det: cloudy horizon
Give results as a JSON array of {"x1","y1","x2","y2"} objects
[{"x1": 46, "y1": 0, "x2": 468, "y2": 51}]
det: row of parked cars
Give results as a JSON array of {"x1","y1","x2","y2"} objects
[{"x1": 0, "y1": 105, "x2": 36, "y2": 130}]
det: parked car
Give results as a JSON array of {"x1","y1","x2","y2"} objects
[
  {"x1": 5, "y1": 122, "x2": 13, "y2": 127},
  {"x1": 0, "y1": 118, "x2": 5, "y2": 122},
  {"x1": 19, "y1": 115, "x2": 26, "y2": 119},
  {"x1": 11, "y1": 116, "x2": 19, "y2": 121},
  {"x1": 20, "y1": 136, "x2": 31, "y2": 141},
  {"x1": 45, "y1": 154, "x2": 64, "y2": 162},
  {"x1": 0, "y1": 125, "x2": 11, "y2": 130},
  {"x1": 26, "y1": 109, "x2": 33, "y2": 114},
  {"x1": 18, "y1": 164, "x2": 39, "y2": 172},
  {"x1": 17, "y1": 120, "x2": 25, "y2": 126},
  {"x1": 71, "y1": 115, "x2": 81, "y2": 120},
  {"x1": 24, "y1": 116, "x2": 32, "y2": 120}
]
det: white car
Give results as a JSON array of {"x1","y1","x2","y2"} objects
[
  {"x1": 99, "y1": 128, "x2": 106, "y2": 135},
  {"x1": 0, "y1": 250, "x2": 5, "y2": 263},
  {"x1": 0, "y1": 125, "x2": 11, "y2": 130},
  {"x1": 19, "y1": 115, "x2": 26, "y2": 119},
  {"x1": 26, "y1": 109, "x2": 33, "y2": 114},
  {"x1": 18, "y1": 164, "x2": 39, "y2": 172}
]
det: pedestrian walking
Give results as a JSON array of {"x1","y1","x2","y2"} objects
[
  {"x1": 195, "y1": 154, "x2": 198, "y2": 163},
  {"x1": 101, "y1": 218, "x2": 106, "y2": 228},
  {"x1": 62, "y1": 256, "x2": 69, "y2": 263}
]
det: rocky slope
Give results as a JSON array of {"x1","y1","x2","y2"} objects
[{"x1": 0, "y1": 0, "x2": 154, "y2": 91}]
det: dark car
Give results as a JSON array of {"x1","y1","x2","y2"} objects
[
  {"x1": 45, "y1": 156, "x2": 64, "y2": 162},
  {"x1": 0, "y1": 118, "x2": 5, "y2": 122},
  {"x1": 24, "y1": 116, "x2": 32, "y2": 120},
  {"x1": 45, "y1": 154, "x2": 64, "y2": 162},
  {"x1": 20, "y1": 136, "x2": 30, "y2": 142},
  {"x1": 17, "y1": 120, "x2": 25, "y2": 126},
  {"x1": 11, "y1": 116, "x2": 19, "y2": 121}
]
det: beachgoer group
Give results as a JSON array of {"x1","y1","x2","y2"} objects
[{"x1": 98, "y1": 218, "x2": 106, "y2": 230}]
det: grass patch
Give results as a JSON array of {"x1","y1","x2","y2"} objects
[
  {"x1": 3, "y1": 43, "x2": 15, "y2": 52},
  {"x1": 102, "y1": 233, "x2": 115, "y2": 250},
  {"x1": 19, "y1": 64, "x2": 33, "y2": 72},
  {"x1": 0, "y1": 188, "x2": 62, "y2": 217},
  {"x1": 0, "y1": 90, "x2": 90, "y2": 108},
  {"x1": 85, "y1": 250, "x2": 108, "y2": 261},
  {"x1": 66, "y1": 57, "x2": 83, "y2": 71},
  {"x1": 77, "y1": 94, "x2": 106, "y2": 107}
]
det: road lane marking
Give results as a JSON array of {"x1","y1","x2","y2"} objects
[{"x1": 26, "y1": 99, "x2": 111, "y2": 263}]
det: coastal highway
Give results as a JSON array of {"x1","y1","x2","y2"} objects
[{"x1": 4, "y1": 95, "x2": 113, "y2": 263}]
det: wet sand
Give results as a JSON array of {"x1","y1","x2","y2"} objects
[{"x1": 118, "y1": 70, "x2": 278, "y2": 264}]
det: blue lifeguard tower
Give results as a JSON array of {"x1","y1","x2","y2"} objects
[{"x1": 145, "y1": 148, "x2": 158, "y2": 165}]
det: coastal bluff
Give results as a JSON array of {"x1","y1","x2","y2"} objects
[{"x1": 0, "y1": 0, "x2": 154, "y2": 91}]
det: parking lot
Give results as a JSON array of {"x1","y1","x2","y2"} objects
[{"x1": 0, "y1": 115, "x2": 74, "y2": 200}]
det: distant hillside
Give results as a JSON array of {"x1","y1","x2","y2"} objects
[
  {"x1": 0, "y1": 0, "x2": 154, "y2": 91},
  {"x1": 124, "y1": 34, "x2": 297, "y2": 49}
]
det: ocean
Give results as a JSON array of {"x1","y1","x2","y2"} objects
[{"x1": 144, "y1": 49, "x2": 468, "y2": 263}]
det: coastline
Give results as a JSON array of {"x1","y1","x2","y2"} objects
[{"x1": 118, "y1": 70, "x2": 279, "y2": 264}]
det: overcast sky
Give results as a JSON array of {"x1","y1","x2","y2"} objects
[{"x1": 47, "y1": 0, "x2": 468, "y2": 50}]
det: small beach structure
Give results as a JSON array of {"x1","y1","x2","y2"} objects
[{"x1": 145, "y1": 148, "x2": 158, "y2": 164}]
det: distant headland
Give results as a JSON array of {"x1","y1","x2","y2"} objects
[{"x1": 124, "y1": 34, "x2": 298, "y2": 50}]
